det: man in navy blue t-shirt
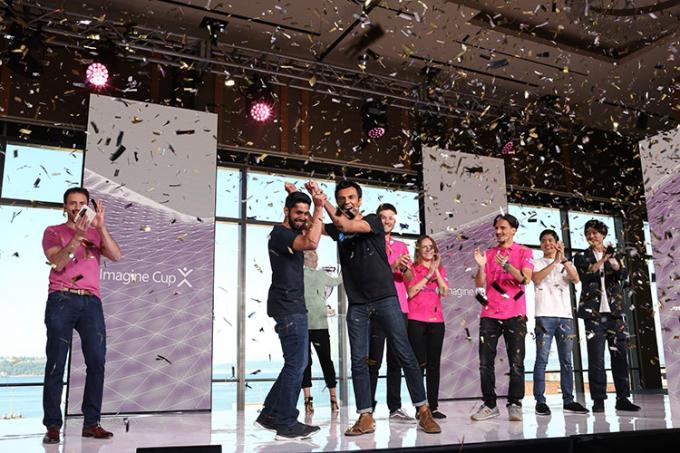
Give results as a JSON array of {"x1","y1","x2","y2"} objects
[
  {"x1": 323, "y1": 180, "x2": 441, "y2": 436},
  {"x1": 255, "y1": 181, "x2": 326, "y2": 441}
]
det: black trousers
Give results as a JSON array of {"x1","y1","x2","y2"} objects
[
  {"x1": 479, "y1": 316, "x2": 527, "y2": 408},
  {"x1": 584, "y1": 315, "x2": 631, "y2": 401},
  {"x1": 369, "y1": 312, "x2": 408, "y2": 412},
  {"x1": 301, "y1": 329, "x2": 338, "y2": 389},
  {"x1": 407, "y1": 319, "x2": 445, "y2": 410}
]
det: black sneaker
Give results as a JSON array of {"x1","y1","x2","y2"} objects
[
  {"x1": 431, "y1": 410, "x2": 447, "y2": 419},
  {"x1": 275, "y1": 422, "x2": 319, "y2": 441},
  {"x1": 564, "y1": 402, "x2": 589, "y2": 414},
  {"x1": 615, "y1": 398, "x2": 641, "y2": 412},
  {"x1": 254, "y1": 413, "x2": 277, "y2": 431},
  {"x1": 592, "y1": 399, "x2": 605, "y2": 413},
  {"x1": 535, "y1": 403, "x2": 551, "y2": 416}
]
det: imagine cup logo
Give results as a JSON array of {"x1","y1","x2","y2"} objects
[
  {"x1": 100, "y1": 267, "x2": 195, "y2": 287},
  {"x1": 177, "y1": 267, "x2": 194, "y2": 288}
]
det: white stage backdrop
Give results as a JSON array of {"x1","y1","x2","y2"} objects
[
  {"x1": 67, "y1": 95, "x2": 217, "y2": 414},
  {"x1": 639, "y1": 132, "x2": 680, "y2": 399},
  {"x1": 422, "y1": 147, "x2": 508, "y2": 399}
]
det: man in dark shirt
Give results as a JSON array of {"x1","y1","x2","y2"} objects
[
  {"x1": 323, "y1": 180, "x2": 441, "y2": 436},
  {"x1": 255, "y1": 182, "x2": 326, "y2": 441},
  {"x1": 574, "y1": 219, "x2": 640, "y2": 413}
]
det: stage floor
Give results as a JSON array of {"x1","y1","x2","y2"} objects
[{"x1": 1, "y1": 394, "x2": 678, "y2": 452}]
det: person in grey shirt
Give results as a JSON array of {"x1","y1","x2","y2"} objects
[{"x1": 301, "y1": 250, "x2": 342, "y2": 414}]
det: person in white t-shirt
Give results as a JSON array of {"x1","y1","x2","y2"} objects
[{"x1": 532, "y1": 229, "x2": 588, "y2": 416}]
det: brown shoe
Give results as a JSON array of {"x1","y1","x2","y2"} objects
[
  {"x1": 344, "y1": 412, "x2": 375, "y2": 436},
  {"x1": 418, "y1": 406, "x2": 441, "y2": 434},
  {"x1": 82, "y1": 424, "x2": 114, "y2": 439},
  {"x1": 42, "y1": 426, "x2": 60, "y2": 444}
]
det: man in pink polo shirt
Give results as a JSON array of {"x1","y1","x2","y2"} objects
[
  {"x1": 41, "y1": 187, "x2": 121, "y2": 444},
  {"x1": 471, "y1": 213, "x2": 533, "y2": 422}
]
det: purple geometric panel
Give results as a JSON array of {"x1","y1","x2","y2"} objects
[
  {"x1": 436, "y1": 215, "x2": 511, "y2": 399},
  {"x1": 67, "y1": 169, "x2": 214, "y2": 414},
  {"x1": 645, "y1": 171, "x2": 680, "y2": 399}
]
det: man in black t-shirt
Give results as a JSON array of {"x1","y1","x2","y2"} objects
[
  {"x1": 255, "y1": 182, "x2": 326, "y2": 441},
  {"x1": 323, "y1": 180, "x2": 441, "y2": 436}
]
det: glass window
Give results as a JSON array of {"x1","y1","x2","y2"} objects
[
  {"x1": 216, "y1": 168, "x2": 241, "y2": 219},
  {"x1": 244, "y1": 225, "x2": 284, "y2": 381},
  {"x1": 213, "y1": 222, "x2": 239, "y2": 380},
  {"x1": 246, "y1": 171, "x2": 421, "y2": 235},
  {"x1": 0, "y1": 206, "x2": 65, "y2": 383},
  {"x1": 1, "y1": 144, "x2": 82, "y2": 204},
  {"x1": 361, "y1": 186, "x2": 420, "y2": 235},
  {"x1": 642, "y1": 221, "x2": 653, "y2": 256},
  {"x1": 246, "y1": 172, "x2": 330, "y2": 222},
  {"x1": 508, "y1": 204, "x2": 562, "y2": 247},
  {"x1": 568, "y1": 211, "x2": 616, "y2": 250}
]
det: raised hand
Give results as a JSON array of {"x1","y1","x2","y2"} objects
[
  {"x1": 494, "y1": 252, "x2": 508, "y2": 267},
  {"x1": 284, "y1": 182, "x2": 298, "y2": 194},
  {"x1": 74, "y1": 213, "x2": 91, "y2": 241},
  {"x1": 554, "y1": 241, "x2": 564, "y2": 263},
  {"x1": 397, "y1": 253, "x2": 410, "y2": 270},
  {"x1": 91, "y1": 201, "x2": 106, "y2": 230},
  {"x1": 474, "y1": 247, "x2": 486, "y2": 267}
]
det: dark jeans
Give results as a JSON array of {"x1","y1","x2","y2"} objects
[
  {"x1": 584, "y1": 315, "x2": 631, "y2": 401},
  {"x1": 346, "y1": 297, "x2": 427, "y2": 413},
  {"x1": 368, "y1": 312, "x2": 408, "y2": 412},
  {"x1": 408, "y1": 320, "x2": 445, "y2": 410},
  {"x1": 42, "y1": 292, "x2": 107, "y2": 429},
  {"x1": 302, "y1": 329, "x2": 337, "y2": 389},
  {"x1": 479, "y1": 316, "x2": 527, "y2": 408},
  {"x1": 261, "y1": 313, "x2": 309, "y2": 428},
  {"x1": 533, "y1": 317, "x2": 575, "y2": 404}
]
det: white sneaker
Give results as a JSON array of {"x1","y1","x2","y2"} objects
[
  {"x1": 470, "y1": 404, "x2": 500, "y2": 421},
  {"x1": 389, "y1": 408, "x2": 416, "y2": 424},
  {"x1": 508, "y1": 403, "x2": 523, "y2": 421}
]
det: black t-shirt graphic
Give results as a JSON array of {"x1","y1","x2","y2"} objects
[
  {"x1": 326, "y1": 213, "x2": 397, "y2": 304},
  {"x1": 267, "y1": 225, "x2": 306, "y2": 317}
]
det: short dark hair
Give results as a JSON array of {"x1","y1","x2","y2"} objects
[
  {"x1": 285, "y1": 191, "x2": 311, "y2": 209},
  {"x1": 63, "y1": 187, "x2": 90, "y2": 204},
  {"x1": 539, "y1": 229, "x2": 559, "y2": 242},
  {"x1": 376, "y1": 203, "x2": 397, "y2": 215},
  {"x1": 335, "y1": 180, "x2": 362, "y2": 199},
  {"x1": 493, "y1": 213, "x2": 519, "y2": 229},
  {"x1": 584, "y1": 219, "x2": 608, "y2": 236}
]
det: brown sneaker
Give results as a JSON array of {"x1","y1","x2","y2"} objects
[
  {"x1": 82, "y1": 424, "x2": 114, "y2": 439},
  {"x1": 417, "y1": 406, "x2": 441, "y2": 434},
  {"x1": 42, "y1": 426, "x2": 60, "y2": 444},
  {"x1": 344, "y1": 412, "x2": 375, "y2": 436}
]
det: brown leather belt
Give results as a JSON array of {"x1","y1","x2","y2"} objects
[{"x1": 60, "y1": 288, "x2": 93, "y2": 296}]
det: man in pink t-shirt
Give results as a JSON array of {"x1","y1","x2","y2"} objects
[
  {"x1": 470, "y1": 213, "x2": 533, "y2": 423},
  {"x1": 368, "y1": 203, "x2": 415, "y2": 422},
  {"x1": 41, "y1": 187, "x2": 121, "y2": 445}
]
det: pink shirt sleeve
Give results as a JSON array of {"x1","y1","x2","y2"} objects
[
  {"x1": 519, "y1": 246, "x2": 534, "y2": 270},
  {"x1": 42, "y1": 226, "x2": 63, "y2": 253}
]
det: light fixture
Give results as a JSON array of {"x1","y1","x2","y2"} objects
[
  {"x1": 85, "y1": 62, "x2": 109, "y2": 87},
  {"x1": 84, "y1": 40, "x2": 117, "y2": 90},
  {"x1": 245, "y1": 78, "x2": 275, "y2": 123},
  {"x1": 361, "y1": 98, "x2": 388, "y2": 139},
  {"x1": 201, "y1": 17, "x2": 228, "y2": 45}
]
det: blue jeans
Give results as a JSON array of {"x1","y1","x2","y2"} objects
[
  {"x1": 43, "y1": 292, "x2": 107, "y2": 428},
  {"x1": 533, "y1": 317, "x2": 575, "y2": 405},
  {"x1": 261, "y1": 313, "x2": 309, "y2": 427},
  {"x1": 347, "y1": 297, "x2": 426, "y2": 413},
  {"x1": 585, "y1": 316, "x2": 631, "y2": 401}
]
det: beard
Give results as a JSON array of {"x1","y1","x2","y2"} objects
[{"x1": 289, "y1": 214, "x2": 305, "y2": 232}]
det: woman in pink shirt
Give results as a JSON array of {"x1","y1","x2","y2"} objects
[{"x1": 406, "y1": 235, "x2": 448, "y2": 419}]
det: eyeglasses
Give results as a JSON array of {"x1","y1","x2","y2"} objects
[{"x1": 420, "y1": 245, "x2": 435, "y2": 251}]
